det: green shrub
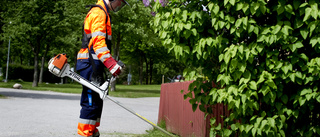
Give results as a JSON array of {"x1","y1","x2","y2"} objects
[
  {"x1": 1, "y1": 64, "x2": 60, "y2": 83},
  {"x1": 151, "y1": 0, "x2": 320, "y2": 136}
]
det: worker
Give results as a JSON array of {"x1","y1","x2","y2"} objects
[{"x1": 76, "y1": 0, "x2": 129, "y2": 136}]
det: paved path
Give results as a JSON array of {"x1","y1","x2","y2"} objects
[{"x1": 0, "y1": 88, "x2": 160, "y2": 137}]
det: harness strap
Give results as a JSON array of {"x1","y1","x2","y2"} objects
[{"x1": 81, "y1": 4, "x2": 109, "y2": 85}]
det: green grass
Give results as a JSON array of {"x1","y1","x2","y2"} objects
[
  {"x1": 0, "y1": 94, "x2": 6, "y2": 98},
  {"x1": 0, "y1": 80, "x2": 161, "y2": 98},
  {"x1": 101, "y1": 120, "x2": 177, "y2": 137},
  {"x1": 110, "y1": 85, "x2": 161, "y2": 98}
]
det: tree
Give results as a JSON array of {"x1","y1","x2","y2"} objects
[
  {"x1": 114, "y1": 0, "x2": 185, "y2": 85},
  {"x1": 1, "y1": 0, "x2": 94, "y2": 85},
  {"x1": 110, "y1": 0, "x2": 168, "y2": 86},
  {"x1": 151, "y1": 0, "x2": 320, "y2": 136}
]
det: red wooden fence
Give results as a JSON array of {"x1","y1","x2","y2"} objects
[{"x1": 158, "y1": 81, "x2": 229, "y2": 137}]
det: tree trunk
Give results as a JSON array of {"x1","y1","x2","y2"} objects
[
  {"x1": 39, "y1": 56, "x2": 45, "y2": 84},
  {"x1": 74, "y1": 50, "x2": 78, "y2": 72},
  {"x1": 149, "y1": 59, "x2": 153, "y2": 84},
  {"x1": 32, "y1": 53, "x2": 39, "y2": 87},
  {"x1": 139, "y1": 53, "x2": 144, "y2": 85},
  {"x1": 39, "y1": 44, "x2": 49, "y2": 84},
  {"x1": 110, "y1": 31, "x2": 121, "y2": 91},
  {"x1": 145, "y1": 57, "x2": 149, "y2": 85},
  {"x1": 20, "y1": 54, "x2": 23, "y2": 65}
]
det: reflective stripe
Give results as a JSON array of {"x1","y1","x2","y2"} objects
[
  {"x1": 95, "y1": 47, "x2": 109, "y2": 55},
  {"x1": 85, "y1": 31, "x2": 106, "y2": 39},
  {"x1": 96, "y1": 118, "x2": 101, "y2": 124},
  {"x1": 77, "y1": 52, "x2": 99, "y2": 60},
  {"x1": 100, "y1": 54, "x2": 111, "y2": 62},
  {"x1": 92, "y1": 31, "x2": 106, "y2": 38},
  {"x1": 110, "y1": 64, "x2": 121, "y2": 74},
  {"x1": 79, "y1": 118, "x2": 96, "y2": 125},
  {"x1": 107, "y1": 35, "x2": 112, "y2": 40},
  {"x1": 88, "y1": 89, "x2": 92, "y2": 106},
  {"x1": 78, "y1": 121, "x2": 95, "y2": 137}
]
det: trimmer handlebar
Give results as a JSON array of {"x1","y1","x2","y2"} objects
[{"x1": 48, "y1": 54, "x2": 111, "y2": 99}]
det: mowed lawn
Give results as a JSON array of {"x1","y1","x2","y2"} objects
[{"x1": 0, "y1": 81, "x2": 161, "y2": 98}]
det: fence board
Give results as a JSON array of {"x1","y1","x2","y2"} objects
[{"x1": 158, "y1": 81, "x2": 229, "y2": 137}]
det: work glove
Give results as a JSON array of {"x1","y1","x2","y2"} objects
[{"x1": 104, "y1": 57, "x2": 124, "y2": 76}]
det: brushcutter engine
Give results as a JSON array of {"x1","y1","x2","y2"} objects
[{"x1": 48, "y1": 54, "x2": 68, "y2": 77}]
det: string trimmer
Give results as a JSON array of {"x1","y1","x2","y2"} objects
[{"x1": 48, "y1": 53, "x2": 174, "y2": 137}]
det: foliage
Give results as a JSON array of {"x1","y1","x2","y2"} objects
[
  {"x1": 112, "y1": 0, "x2": 185, "y2": 84},
  {"x1": 1, "y1": 64, "x2": 61, "y2": 82},
  {"x1": 151, "y1": 0, "x2": 320, "y2": 136}
]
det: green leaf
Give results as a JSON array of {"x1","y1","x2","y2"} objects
[
  {"x1": 213, "y1": 5, "x2": 220, "y2": 15},
  {"x1": 192, "y1": 103, "x2": 198, "y2": 112},
  {"x1": 183, "y1": 30, "x2": 192, "y2": 39},
  {"x1": 245, "y1": 125, "x2": 253, "y2": 133},
  {"x1": 248, "y1": 25, "x2": 255, "y2": 33},
  {"x1": 268, "y1": 118, "x2": 275, "y2": 128},
  {"x1": 291, "y1": 42, "x2": 304, "y2": 52},
  {"x1": 293, "y1": 1, "x2": 301, "y2": 10},
  {"x1": 191, "y1": 28, "x2": 197, "y2": 36},
  {"x1": 159, "y1": 31, "x2": 167, "y2": 39},
  {"x1": 219, "y1": 54, "x2": 224, "y2": 62},
  {"x1": 290, "y1": 73, "x2": 295, "y2": 82},
  {"x1": 285, "y1": 4, "x2": 294, "y2": 15},
  {"x1": 223, "y1": 129, "x2": 232, "y2": 136},
  {"x1": 272, "y1": 25, "x2": 281, "y2": 34},
  {"x1": 299, "y1": 97, "x2": 306, "y2": 106},
  {"x1": 249, "y1": 81, "x2": 257, "y2": 90},
  {"x1": 260, "y1": 85, "x2": 270, "y2": 96},
  {"x1": 229, "y1": 0, "x2": 235, "y2": 6},
  {"x1": 260, "y1": 120, "x2": 268, "y2": 129},
  {"x1": 300, "y1": 54, "x2": 309, "y2": 62},
  {"x1": 236, "y1": 2, "x2": 243, "y2": 11},
  {"x1": 250, "y1": 2, "x2": 260, "y2": 15},
  {"x1": 277, "y1": 5, "x2": 284, "y2": 15},
  {"x1": 182, "y1": 10, "x2": 188, "y2": 22},
  {"x1": 252, "y1": 128, "x2": 257, "y2": 136},
  {"x1": 207, "y1": 3, "x2": 214, "y2": 11},
  {"x1": 309, "y1": 21, "x2": 317, "y2": 35},
  {"x1": 301, "y1": 88, "x2": 312, "y2": 96},
  {"x1": 300, "y1": 29, "x2": 309, "y2": 39},
  {"x1": 281, "y1": 64, "x2": 292, "y2": 74},
  {"x1": 281, "y1": 25, "x2": 291, "y2": 36},
  {"x1": 235, "y1": 99, "x2": 240, "y2": 108},
  {"x1": 310, "y1": 37, "x2": 319, "y2": 47},
  {"x1": 303, "y1": 7, "x2": 312, "y2": 22},
  {"x1": 184, "y1": 23, "x2": 192, "y2": 30},
  {"x1": 235, "y1": 18, "x2": 242, "y2": 28},
  {"x1": 162, "y1": 21, "x2": 168, "y2": 28},
  {"x1": 311, "y1": 3, "x2": 318, "y2": 19},
  {"x1": 224, "y1": 0, "x2": 229, "y2": 6},
  {"x1": 206, "y1": 38, "x2": 213, "y2": 46},
  {"x1": 224, "y1": 53, "x2": 231, "y2": 64},
  {"x1": 218, "y1": 21, "x2": 226, "y2": 29},
  {"x1": 316, "y1": 95, "x2": 320, "y2": 103},
  {"x1": 281, "y1": 95, "x2": 288, "y2": 104},
  {"x1": 212, "y1": 18, "x2": 217, "y2": 27}
]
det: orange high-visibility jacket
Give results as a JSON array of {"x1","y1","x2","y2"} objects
[{"x1": 77, "y1": 0, "x2": 112, "y2": 68}]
